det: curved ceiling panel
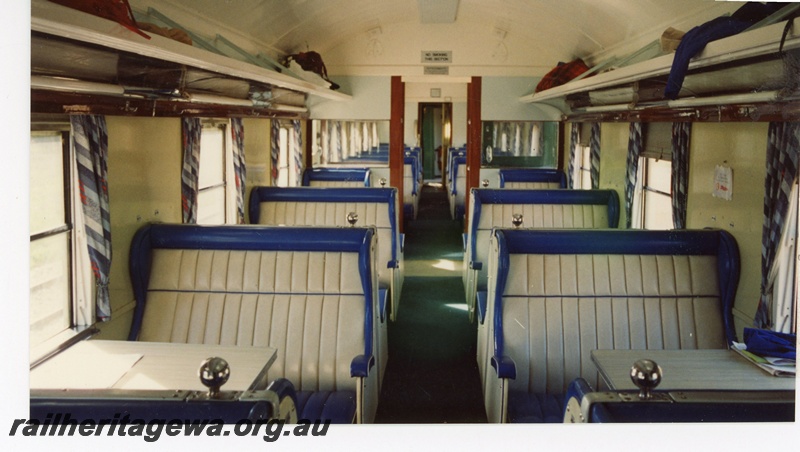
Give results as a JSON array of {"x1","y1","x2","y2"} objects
[{"x1": 127, "y1": 0, "x2": 739, "y2": 77}]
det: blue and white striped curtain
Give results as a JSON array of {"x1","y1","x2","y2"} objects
[
  {"x1": 568, "y1": 122, "x2": 579, "y2": 189},
  {"x1": 755, "y1": 122, "x2": 800, "y2": 329},
  {"x1": 625, "y1": 122, "x2": 644, "y2": 228},
  {"x1": 270, "y1": 119, "x2": 280, "y2": 186},
  {"x1": 671, "y1": 122, "x2": 692, "y2": 229},
  {"x1": 71, "y1": 115, "x2": 112, "y2": 321},
  {"x1": 181, "y1": 117, "x2": 201, "y2": 224},
  {"x1": 590, "y1": 122, "x2": 601, "y2": 189},
  {"x1": 230, "y1": 118, "x2": 247, "y2": 223},
  {"x1": 292, "y1": 120, "x2": 304, "y2": 186}
]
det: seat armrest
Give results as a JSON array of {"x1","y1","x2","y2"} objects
[
  {"x1": 491, "y1": 354, "x2": 516, "y2": 379},
  {"x1": 470, "y1": 261, "x2": 483, "y2": 270},
  {"x1": 387, "y1": 260, "x2": 399, "y2": 269},
  {"x1": 351, "y1": 354, "x2": 375, "y2": 378},
  {"x1": 476, "y1": 291, "x2": 488, "y2": 325}
]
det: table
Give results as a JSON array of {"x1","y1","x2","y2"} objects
[
  {"x1": 30, "y1": 340, "x2": 278, "y2": 393},
  {"x1": 591, "y1": 349, "x2": 796, "y2": 392}
]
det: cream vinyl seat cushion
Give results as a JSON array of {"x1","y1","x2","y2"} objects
[
  {"x1": 128, "y1": 224, "x2": 381, "y2": 423},
  {"x1": 480, "y1": 229, "x2": 740, "y2": 423}
]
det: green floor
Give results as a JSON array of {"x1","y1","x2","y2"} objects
[{"x1": 374, "y1": 185, "x2": 487, "y2": 423}]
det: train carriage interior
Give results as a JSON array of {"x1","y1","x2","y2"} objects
[{"x1": 4, "y1": 0, "x2": 800, "y2": 448}]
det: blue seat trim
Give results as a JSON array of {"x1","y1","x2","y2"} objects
[
  {"x1": 404, "y1": 156, "x2": 419, "y2": 195},
  {"x1": 476, "y1": 290, "x2": 488, "y2": 324},
  {"x1": 468, "y1": 189, "x2": 620, "y2": 273},
  {"x1": 295, "y1": 390, "x2": 356, "y2": 423},
  {"x1": 447, "y1": 148, "x2": 466, "y2": 183},
  {"x1": 507, "y1": 391, "x2": 567, "y2": 423},
  {"x1": 450, "y1": 156, "x2": 467, "y2": 196},
  {"x1": 378, "y1": 288, "x2": 388, "y2": 322},
  {"x1": 566, "y1": 378, "x2": 796, "y2": 423},
  {"x1": 248, "y1": 186, "x2": 399, "y2": 266},
  {"x1": 490, "y1": 229, "x2": 741, "y2": 374},
  {"x1": 128, "y1": 225, "x2": 377, "y2": 375},
  {"x1": 301, "y1": 168, "x2": 370, "y2": 187},
  {"x1": 497, "y1": 169, "x2": 567, "y2": 188}
]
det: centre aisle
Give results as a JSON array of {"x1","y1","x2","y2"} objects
[{"x1": 374, "y1": 184, "x2": 487, "y2": 423}]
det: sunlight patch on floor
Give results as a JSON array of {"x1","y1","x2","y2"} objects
[
  {"x1": 444, "y1": 303, "x2": 469, "y2": 312},
  {"x1": 405, "y1": 258, "x2": 463, "y2": 277}
]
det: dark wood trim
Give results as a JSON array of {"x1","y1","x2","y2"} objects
[
  {"x1": 32, "y1": 90, "x2": 307, "y2": 119},
  {"x1": 466, "y1": 76, "x2": 481, "y2": 230},
  {"x1": 556, "y1": 121, "x2": 566, "y2": 173},
  {"x1": 390, "y1": 76, "x2": 405, "y2": 231},
  {"x1": 304, "y1": 118, "x2": 314, "y2": 169}
]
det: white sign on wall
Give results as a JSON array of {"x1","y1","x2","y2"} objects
[
  {"x1": 422, "y1": 51, "x2": 452, "y2": 63},
  {"x1": 713, "y1": 164, "x2": 733, "y2": 201}
]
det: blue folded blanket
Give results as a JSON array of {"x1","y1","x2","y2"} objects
[{"x1": 743, "y1": 328, "x2": 796, "y2": 360}]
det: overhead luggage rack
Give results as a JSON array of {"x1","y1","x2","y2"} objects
[
  {"x1": 521, "y1": 19, "x2": 800, "y2": 116},
  {"x1": 31, "y1": 0, "x2": 351, "y2": 116}
]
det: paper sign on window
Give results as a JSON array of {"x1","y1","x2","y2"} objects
[{"x1": 713, "y1": 165, "x2": 733, "y2": 201}]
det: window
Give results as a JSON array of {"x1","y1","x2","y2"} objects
[
  {"x1": 632, "y1": 123, "x2": 673, "y2": 230},
  {"x1": 29, "y1": 131, "x2": 72, "y2": 347},
  {"x1": 571, "y1": 123, "x2": 593, "y2": 189},
  {"x1": 276, "y1": 125, "x2": 299, "y2": 187},
  {"x1": 572, "y1": 144, "x2": 591, "y2": 189},
  {"x1": 196, "y1": 121, "x2": 237, "y2": 225},
  {"x1": 481, "y1": 121, "x2": 558, "y2": 168}
]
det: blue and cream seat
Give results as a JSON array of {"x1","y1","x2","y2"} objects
[
  {"x1": 481, "y1": 229, "x2": 740, "y2": 423},
  {"x1": 128, "y1": 224, "x2": 381, "y2": 423},
  {"x1": 498, "y1": 168, "x2": 566, "y2": 189},
  {"x1": 301, "y1": 167, "x2": 371, "y2": 187}
]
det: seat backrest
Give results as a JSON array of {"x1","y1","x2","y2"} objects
[
  {"x1": 302, "y1": 168, "x2": 371, "y2": 187},
  {"x1": 467, "y1": 189, "x2": 620, "y2": 285},
  {"x1": 249, "y1": 187, "x2": 401, "y2": 285},
  {"x1": 128, "y1": 224, "x2": 378, "y2": 393},
  {"x1": 498, "y1": 169, "x2": 567, "y2": 189},
  {"x1": 487, "y1": 229, "x2": 739, "y2": 394}
]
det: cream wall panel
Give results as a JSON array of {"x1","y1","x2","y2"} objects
[
  {"x1": 686, "y1": 122, "x2": 768, "y2": 336},
  {"x1": 243, "y1": 117, "x2": 274, "y2": 221},
  {"x1": 597, "y1": 122, "x2": 630, "y2": 228},
  {"x1": 101, "y1": 116, "x2": 182, "y2": 340}
]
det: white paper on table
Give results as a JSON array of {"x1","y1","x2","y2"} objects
[{"x1": 30, "y1": 342, "x2": 142, "y2": 389}]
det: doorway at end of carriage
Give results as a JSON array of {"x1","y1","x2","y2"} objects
[{"x1": 417, "y1": 102, "x2": 453, "y2": 184}]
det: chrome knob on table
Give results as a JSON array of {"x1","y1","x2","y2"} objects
[
  {"x1": 199, "y1": 357, "x2": 230, "y2": 398},
  {"x1": 630, "y1": 359, "x2": 662, "y2": 400}
]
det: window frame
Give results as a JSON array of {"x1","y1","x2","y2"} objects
[
  {"x1": 633, "y1": 155, "x2": 674, "y2": 230},
  {"x1": 29, "y1": 129, "x2": 77, "y2": 350},
  {"x1": 196, "y1": 119, "x2": 237, "y2": 225}
]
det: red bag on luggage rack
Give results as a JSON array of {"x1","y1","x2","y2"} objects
[
  {"x1": 535, "y1": 58, "x2": 591, "y2": 93},
  {"x1": 49, "y1": 0, "x2": 151, "y2": 39}
]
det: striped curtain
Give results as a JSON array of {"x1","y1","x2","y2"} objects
[
  {"x1": 671, "y1": 122, "x2": 692, "y2": 229},
  {"x1": 230, "y1": 118, "x2": 246, "y2": 223},
  {"x1": 270, "y1": 119, "x2": 280, "y2": 185},
  {"x1": 590, "y1": 122, "x2": 601, "y2": 189},
  {"x1": 568, "y1": 122, "x2": 579, "y2": 189},
  {"x1": 625, "y1": 122, "x2": 644, "y2": 228},
  {"x1": 71, "y1": 115, "x2": 112, "y2": 322},
  {"x1": 181, "y1": 117, "x2": 201, "y2": 224},
  {"x1": 320, "y1": 120, "x2": 330, "y2": 163},
  {"x1": 755, "y1": 122, "x2": 800, "y2": 329},
  {"x1": 292, "y1": 120, "x2": 304, "y2": 186}
]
